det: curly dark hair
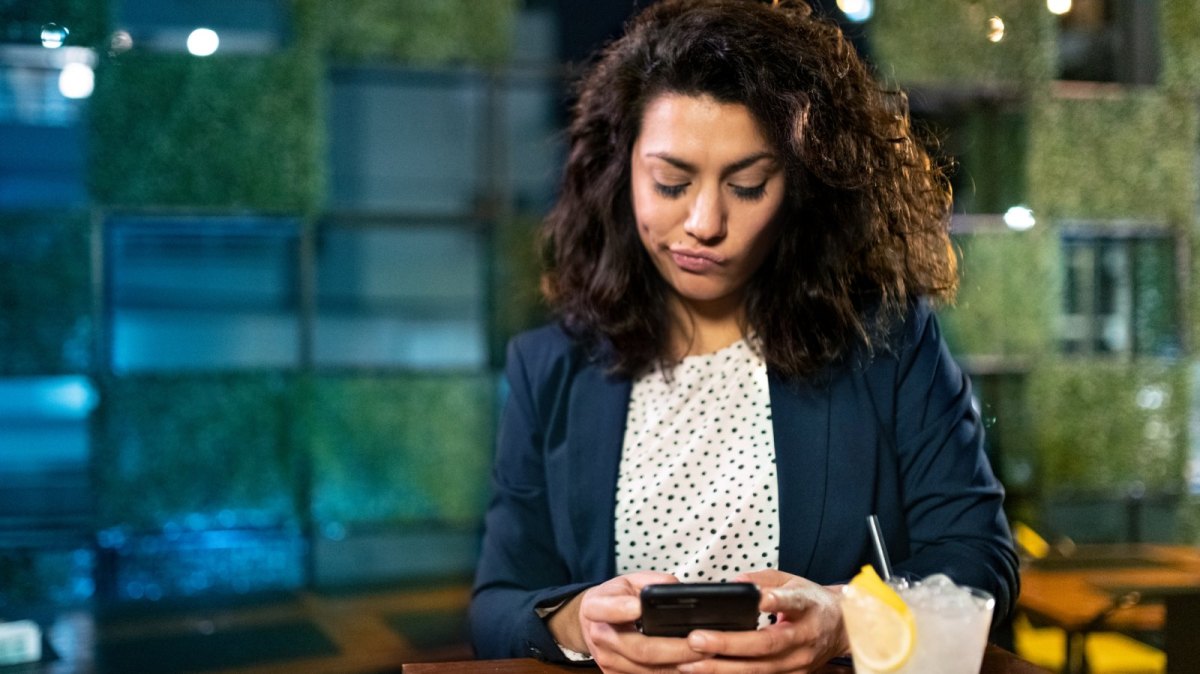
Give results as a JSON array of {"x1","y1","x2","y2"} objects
[{"x1": 540, "y1": 0, "x2": 957, "y2": 378}]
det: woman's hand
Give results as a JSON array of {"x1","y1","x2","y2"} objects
[
  {"x1": 547, "y1": 571, "x2": 713, "y2": 674},
  {"x1": 679, "y1": 570, "x2": 849, "y2": 674}
]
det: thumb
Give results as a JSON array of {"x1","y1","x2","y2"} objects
[{"x1": 763, "y1": 582, "x2": 831, "y2": 616}]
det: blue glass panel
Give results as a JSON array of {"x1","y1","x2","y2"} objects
[
  {"x1": 0, "y1": 375, "x2": 94, "y2": 473},
  {"x1": 107, "y1": 215, "x2": 301, "y2": 372},
  {"x1": 0, "y1": 48, "x2": 89, "y2": 127},
  {"x1": 0, "y1": 123, "x2": 86, "y2": 208},
  {"x1": 505, "y1": 71, "x2": 564, "y2": 212},
  {"x1": 315, "y1": 223, "x2": 488, "y2": 369}
]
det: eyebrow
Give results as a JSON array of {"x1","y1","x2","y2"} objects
[{"x1": 647, "y1": 151, "x2": 777, "y2": 178}]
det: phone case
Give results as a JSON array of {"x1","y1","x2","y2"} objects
[{"x1": 638, "y1": 582, "x2": 760, "y2": 637}]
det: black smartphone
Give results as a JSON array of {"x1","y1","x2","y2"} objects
[{"x1": 638, "y1": 582, "x2": 761, "y2": 637}]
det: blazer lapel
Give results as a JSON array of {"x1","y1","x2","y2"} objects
[
  {"x1": 768, "y1": 370, "x2": 831, "y2": 577},
  {"x1": 565, "y1": 361, "x2": 631, "y2": 580}
]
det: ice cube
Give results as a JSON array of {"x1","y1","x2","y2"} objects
[
  {"x1": 905, "y1": 574, "x2": 979, "y2": 612},
  {"x1": 918, "y1": 574, "x2": 957, "y2": 592}
]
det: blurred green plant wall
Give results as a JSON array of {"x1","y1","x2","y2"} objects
[
  {"x1": 3, "y1": 0, "x2": 522, "y2": 602},
  {"x1": 0, "y1": 213, "x2": 93, "y2": 375},
  {"x1": 874, "y1": 0, "x2": 1200, "y2": 540}
]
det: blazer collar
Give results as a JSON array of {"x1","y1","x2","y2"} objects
[
  {"x1": 565, "y1": 360, "x2": 630, "y2": 579},
  {"x1": 768, "y1": 370, "x2": 832, "y2": 577}
]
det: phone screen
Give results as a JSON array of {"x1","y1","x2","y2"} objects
[{"x1": 638, "y1": 582, "x2": 761, "y2": 637}]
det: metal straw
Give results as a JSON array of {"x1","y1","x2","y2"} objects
[{"x1": 867, "y1": 514, "x2": 893, "y2": 581}]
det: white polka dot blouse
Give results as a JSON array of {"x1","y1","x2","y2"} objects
[{"x1": 614, "y1": 338, "x2": 780, "y2": 582}]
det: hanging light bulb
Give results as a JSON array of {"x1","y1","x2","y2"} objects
[
  {"x1": 41, "y1": 23, "x2": 69, "y2": 48},
  {"x1": 58, "y1": 62, "x2": 94, "y2": 99},
  {"x1": 837, "y1": 0, "x2": 874, "y2": 22},
  {"x1": 986, "y1": 16, "x2": 1006, "y2": 43},
  {"x1": 1004, "y1": 206, "x2": 1036, "y2": 231},
  {"x1": 1047, "y1": 0, "x2": 1073, "y2": 16},
  {"x1": 187, "y1": 28, "x2": 219, "y2": 56}
]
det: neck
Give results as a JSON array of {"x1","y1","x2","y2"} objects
[{"x1": 668, "y1": 294, "x2": 748, "y2": 358}]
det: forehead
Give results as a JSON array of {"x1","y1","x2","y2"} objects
[{"x1": 635, "y1": 93, "x2": 773, "y2": 157}]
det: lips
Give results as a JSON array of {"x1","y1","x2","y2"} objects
[{"x1": 669, "y1": 247, "x2": 725, "y2": 273}]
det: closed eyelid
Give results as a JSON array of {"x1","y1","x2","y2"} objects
[
  {"x1": 728, "y1": 163, "x2": 781, "y2": 185},
  {"x1": 652, "y1": 173, "x2": 692, "y2": 185}
]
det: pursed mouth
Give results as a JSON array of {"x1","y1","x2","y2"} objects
[
  {"x1": 668, "y1": 248, "x2": 725, "y2": 273},
  {"x1": 668, "y1": 247, "x2": 726, "y2": 264}
]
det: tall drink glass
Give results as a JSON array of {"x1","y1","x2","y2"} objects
[{"x1": 842, "y1": 573, "x2": 995, "y2": 674}]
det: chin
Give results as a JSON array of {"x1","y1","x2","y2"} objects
[{"x1": 671, "y1": 283, "x2": 738, "y2": 306}]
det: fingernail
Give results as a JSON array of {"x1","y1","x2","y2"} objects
[{"x1": 688, "y1": 632, "x2": 709, "y2": 650}]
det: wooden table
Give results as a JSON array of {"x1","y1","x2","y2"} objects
[
  {"x1": 1018, "y1": 544, "x2": 1200, "y2": 674},
  {"x1": 403, "y1": 645, "x2": 1051, "y2": 674}
]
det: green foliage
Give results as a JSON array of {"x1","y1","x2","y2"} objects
[
  {"x1": 939, "y1": 107, "x2": 1028, "y2": 215},
  {"x1": 1191, "y1": 236, "x2": 1200, "y2": 352},
  {"x1": 307, "y1": 374, "x2": 495, "y2": 525},
  {"x1": 87, "y1": 50, "x2": 322, "y2": 210},
  {"x1": 92, "y1": 370, "x2": 498, "y2": 535},
  {"x1": 1027, "y1": 360, "x2": 1188, "y2": 494},
  {"x1": 1161, "y1": 0, "x2": 1200, "y2": 93},
  {"x1": 94, "y1": 374, "x2": 301, "y2": 529},
  {"x1": 940, "y1": 228, "x2": 1055, "y2": 358},
  {"x1": 297, "y1": 0, "x2": 517, "y2": 66},
  {"x1": 1177, "y1": 496, "x2": 1200, "y2": 545},
  {"x1": 491, "y1": 214, "x2": 548, "y2": 364},
  {"x1": 870, "y1": 0, "x2": 1052, "y2": 86},
  {"x1": 0, "y1": 213, "x2": 93, "y2": 375},
  {"x1": 1026, "y1": 91, "x2": 1199, "y2": 221}
]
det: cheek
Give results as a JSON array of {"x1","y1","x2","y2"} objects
[{"x1": 632, "y1": 189, "x2": 669, "y2": 239}]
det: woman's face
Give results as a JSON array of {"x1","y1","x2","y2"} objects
[{"x1": 630, "y1": 93, "x2": 786, "y2": 319}]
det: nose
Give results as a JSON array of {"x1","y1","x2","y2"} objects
[{"x1": 683, "y1": 185, "x2": 726, "y2": 242}]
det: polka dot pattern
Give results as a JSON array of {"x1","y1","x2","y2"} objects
[{"x1": 615, "y1": 338, "x2": 779, "y2": 584}]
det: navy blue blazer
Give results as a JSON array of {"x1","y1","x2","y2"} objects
[{"x1": 470, "y1": 302, "x2": 1019, "y2": 661}]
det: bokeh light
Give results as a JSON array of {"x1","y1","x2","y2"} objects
[
  {"x1": 837, "y1": 0, "x2": 874, "y2": 22},
  {"x1": 187, "y1": 28, "x2": 220, "y2": 57},
  {"x1": 58, "y1": 62, "x2": 95, "y2": 100},
  {"x1": 41, "y1": 23, "x2": 69, "y2": 48},
  {"x1": 987, "y1": 16, "x2": 1006, "y2": 43},
  {"x1": 110, "y1": 30, "x2": 134, "y2": 54},
  {"x1": 1047, "y1": 0, "x2": 1073, "y2": 15},
  {"x1": 1004, "y1": 206, "x2": 1035, "y2": 231}
]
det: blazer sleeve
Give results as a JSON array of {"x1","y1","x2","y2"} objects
[
  {"x1": 887, "y1": 303, "x2": 1020, "y2": 626},
  {"x1": 468, "y1": 331, "x2": 601, "y2": 661}
]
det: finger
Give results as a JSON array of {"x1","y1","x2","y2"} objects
[
  {"x1": 687, "y1": 624, "x2": 796, "y2": 658},
  {"x1": 762, "y1": 583, "x2": 826, "y2": 614},
  {"x1": 679, "y1": 657, "x2": 778, "y2": 674},
  {"x1": 735, "y1": 569, "x2": 791, "y2": 587},
  {"x1": 626, "y1": 634, "x2": 713, "y2": 666},
  {"x1": 590, "y1": 631, "x2": 710, "y2": 672},
  {"x1": 581, "y1": 593, "x2": 642, "y2": 624},
  {"x1": 680, "y1": 652, "x2": 816, "y2": 674},
  {"x1": 625, "y1": 570, "x2": 681, "y2": 590}
]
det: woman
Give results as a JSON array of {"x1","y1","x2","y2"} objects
[{"x1": 470, "y1": 1, "x2": 1019, "y2": 672}]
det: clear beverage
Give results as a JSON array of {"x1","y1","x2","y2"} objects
[{"x1": 842, "y1": 574, "x2": 995, "y2": 674}]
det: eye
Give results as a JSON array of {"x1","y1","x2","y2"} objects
[
  {"x1": 654, "y1": 182, "x2": 688, "y2": 198},
  {"x1": 731, "y1": 182, "x2": 768, "y2": 201}
]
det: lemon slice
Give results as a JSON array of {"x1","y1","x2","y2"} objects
[{"x1": 843, "y1": 565, "x2": 916, "y2": 672}]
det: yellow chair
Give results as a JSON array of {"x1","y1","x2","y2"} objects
[
  {"x1": 1012, "y1": 522, "x2": 1165, "y2": 674},
  {"x1": 1014, "y1": 612, "x2": 1165, "y2": 674}
]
